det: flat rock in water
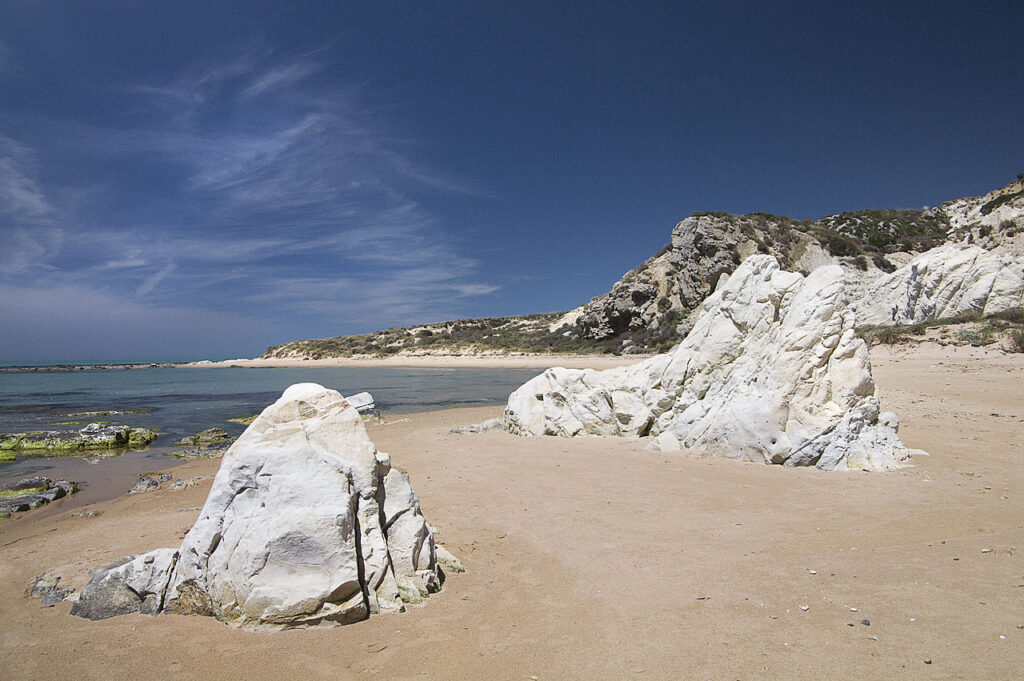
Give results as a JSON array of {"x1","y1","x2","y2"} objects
[
  {"x1": 175, "y1": 428, "x2": 233, "y2": 447},
  {"x1": 0, "y1": 424, "x2": 158, "y2": 453},
  {"x1": 346, "y1": 391, "x2": 376, "y2": 413}
]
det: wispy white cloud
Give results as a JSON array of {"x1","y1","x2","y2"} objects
[
  {"x1": 0, "y1": 135, "x2": 55, "y2": 223},
  {"x1": 0, "y1": 51, "x2": 498, "y2": 357},
  {"x1": 135, "y1": 262, "x2": 176, "y2": 297},
  {"x1": 125, "y1": 52, "x2": 261, "y2": 111},
  {"x1": 242, "y1": 60, "x2": 319, "y2": 99},
  {"x1": 99, "y1": 257, "x2": 148, "y2": 270},
  {"x1": 0, "y1": 226, "x2": 62, "y2": 276}
]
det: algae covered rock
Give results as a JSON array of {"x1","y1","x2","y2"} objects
[
  {"x1": 0, "y1": 478, "x2": 78, "y2": 516},
  {"x1": 175, "y1": 428, "x2": 232, "y2": 446},
  {"x1": 168, "y1": 428, "x2": 235, "y2": 460},
  {"x1": 0, "y1": 424, "x2": 158, "y2": 454}
]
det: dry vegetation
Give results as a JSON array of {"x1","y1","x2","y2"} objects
[
  {"x1": 263, "y1": 208, "x2": 976, "y2": 360},
  {"x1": 857, "y1": 308, "x2": 1024, "y2": 351}
]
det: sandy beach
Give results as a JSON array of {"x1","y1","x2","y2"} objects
[
  {"x1": 2, "y1": 343, "x2": 1022, "y2": 680},
  {"x1": 193, "y1": 353, "x2": 654, "y2": 370}
]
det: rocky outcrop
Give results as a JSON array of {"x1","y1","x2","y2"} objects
[
  {"x1": 71, "y1": 550, "x2": 180, "y2": 620},
  {"x1": 552, "y1": 212, "x2": 834, "y2": 347},
  {"x1": 261, "y1": 176, "x2": 1024, "y2": 357},
  {"x1": 346, "y1": 391, "x2": 376, "y2": 413},
  {"x1": 670, "y1": 213, "x2": 831, "y2": 307},
  {"x1": 29, "y1": 573, "x2": 76, "y2": 606},
  {"x1": 170, "y1": 428, "x2": 236, "y2": 460},
  {"x1": 72, "y1": 384, "x2": 455, "y2": 630},
  {"x1": 0, "y1": 477, "x2": 78, "y2": 516},
  {"x1": 557, "y1": 249, "x2": 679, "y2": 342},
  {"x1": 0, "y1": 424, "x2": 158, "y2": 455},
  {"x1": 505, "y1": 256, "x2": 917, "y2": 471},
  {"x1": 854, "y1": 244, "x2": 1024, "y2": 324},
  {"x1": 943, "y1": 175, "x2": 1024, "y2": 239},
  {"x1": 175, "y1": 428, "x2": 232, "y2": 446}
]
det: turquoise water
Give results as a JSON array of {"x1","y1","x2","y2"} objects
[{"x1": 0, "y1": 365, "x2": 541, "y2": 503}]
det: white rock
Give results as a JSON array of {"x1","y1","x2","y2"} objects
[
  {"x1": 73, "y1": 384, "x2": 455, "y2": 630},
  {"x1": 505, "y1": 256, "x2": 916, "y2": 471},
  {"x1": 382, "y1": 467, "x2": 440, "y2": 603},
  {"x1": 346, "y1": 391, "x2": 376, "y2": 413},
  {"x1": 165, "y1": 383, "x2": 440, "y2": 628},
  {"x1": 649, "y1": 431, "x2": 682, "y2": 452},
  {"x1": 942, "y1": 176, "x2": 1024, "y2": 234},
  {"x1": 854, "y1": 244, "x2": 1024, "y2": 324},
  {"x1": 71, "y1": 548, "x2": 180, "y2": 620}
]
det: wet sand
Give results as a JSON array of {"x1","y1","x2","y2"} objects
[{"x1": 2, "y1": 343, "x2": 1022, "y2": 680}]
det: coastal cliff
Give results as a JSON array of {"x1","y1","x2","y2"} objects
[{"x1": 262, "y1": 176, "x2": 1024, "y2": 359}]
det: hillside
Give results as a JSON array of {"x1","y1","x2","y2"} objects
[{"x1": 261, "y1": 176, "x2": 1024, "y2": 360}]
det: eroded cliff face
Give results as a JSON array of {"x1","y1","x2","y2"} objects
[
  {"x1": 551, "y1": 248, "x2": 682, "y2": 346},
  {"x1": 551, "y1": 212, "x2": 848, "y2": 348},
  {"x1": 853, "y1": 244, "x2": 1024, "y2": 325},
  {"x1": 848, "y1": 179, "x2": 1024, "y2": 325},
  {"x1": 943, "y1": 175, "x2": 1024, "y2": 240},
  {"x1": 550, "y1": 177, "x2": 1024, "y2": 347}
]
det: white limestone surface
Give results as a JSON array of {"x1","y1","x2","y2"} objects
[
  {"x1": 165, "y1": 383, "x2": 441, "y2": 628},
  {"x1": 853, "y1": 244, "x2": 1024, "y2": 324},
  {"x1": 73, "y1": 385, "x2": 454, "y2": 630},
  {"x1": 505, "y1": 256, "x2": 918, "y2": 471}
]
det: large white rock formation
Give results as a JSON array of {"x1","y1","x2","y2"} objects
[
  {"x1": 72, "y1": 384, "x2": 451, "y2": 629},
  {"x1": 505, "y1": 256, "x2": 917, "y2": 471},
  {"x1": 852, "y1": 244, "x2": 1024, "y2": 325}
]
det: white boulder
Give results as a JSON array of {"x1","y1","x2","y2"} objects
[
  {"x1": 346, "y1": 391, "x2": 376, "y2": 413},
  {"x1": 73, "y1": 383, "x2": 454, "y2": 630},
  {"x1": 853, "y1": 244, "x2": 1024, "y2": 325},
  {"x1": 71, "y1": 549, "x2": 180, "y2": 620},
  {"x1": 505, "y1": 256, "x2": 918, "y2": 471}
]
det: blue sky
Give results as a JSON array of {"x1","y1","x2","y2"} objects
[{"x1": 1, "y1": 1, "x2": 1022, "y2": 362}]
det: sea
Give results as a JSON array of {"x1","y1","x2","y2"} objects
[{"x1": 0, "y1": 365, "x2": 542, "y2": 509}]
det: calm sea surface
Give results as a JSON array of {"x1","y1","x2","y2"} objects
[{"x1": 0, "y1": 366, "x2": 541, "y2": 507}]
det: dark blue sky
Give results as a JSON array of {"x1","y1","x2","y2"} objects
[{"x1": 1, "y1": 1, "x2": 1021, "y2": 361}]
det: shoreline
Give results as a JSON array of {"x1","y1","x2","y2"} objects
[
  {"x1": 2, "y1": 344, "x2": 1022, "y2": 679},
  {"x1": 8, "y1": 333, "x2": 1020, "y2": 374},
  {"x1": 7, "y1": 335, "x2": 1019, "y2": 374},
  {"x1": 0, "y1": 362, "x2": 181, "y2": 373},
  {"x1": 1, "y1": 353, "x2": 654, "y2": 373},
  {"x1": 187, "y1": 352, "x2": 654, "y2": 370}
]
